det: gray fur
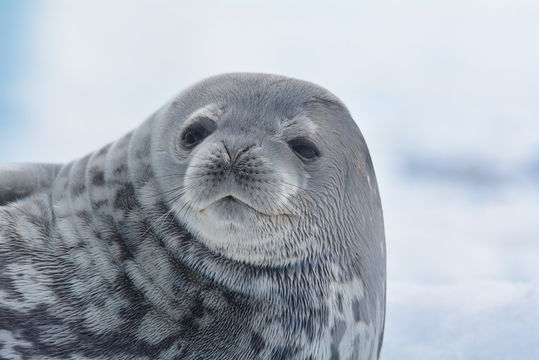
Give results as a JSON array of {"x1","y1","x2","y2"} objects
[
  {"x1": 0, "y1": 163, "x2": 62, "y2": 205},
  {"x1": 0, "y1": 73, "x2": 386, "y2": 359}
]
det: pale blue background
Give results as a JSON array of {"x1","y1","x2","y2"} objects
[{"x1": 1, "y1": 1, "x2": 538, "y2": 359}]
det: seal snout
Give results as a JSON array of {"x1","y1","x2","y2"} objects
[
  {"x1": 182, "y1": 135, "x2": 299, "y2": 217},
  {"x1": 220, "y1": 140, "x2": 256, "y2": 172}
]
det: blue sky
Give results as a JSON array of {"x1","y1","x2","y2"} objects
[
  {"x1": 1, "y1": 1, "x2": 538, "y2": 358},
  {"x1": 0, "y1": 1, "x2": 32, "y2": 156}
]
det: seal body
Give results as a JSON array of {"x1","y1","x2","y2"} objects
[
  {"x1": 0, "y1": 73, "x2": 385, "y2": 359},
  {"x1": 0, "y1": 163, "x2": 62, "y2": 206}
]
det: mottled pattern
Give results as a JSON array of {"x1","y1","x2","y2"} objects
[{"x1": 0, "y1": 73, "x2": 385, "y2": 359}]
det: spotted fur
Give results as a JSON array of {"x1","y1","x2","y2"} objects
[{"x1": 0, "y1": 73, "x2": 386, "y2": 359}]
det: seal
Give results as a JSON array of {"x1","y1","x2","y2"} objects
[
  {"x1": 0, "y1": 73, "x2": 386, "y2": 359},
  {"x1": 0, "y1": 163, "x2": 62, "y2": 206}
]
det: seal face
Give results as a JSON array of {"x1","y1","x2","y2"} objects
[
  {"x1": 161, "y1": 100, "x2": 321, "y2": 266},
  {"x1": 0, "y1": 73, "x2": 386, "y2": 359}
]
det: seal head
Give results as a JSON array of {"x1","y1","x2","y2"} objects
[{"x1": 152, "y1": 74, "x2": 383, "y2": 272}]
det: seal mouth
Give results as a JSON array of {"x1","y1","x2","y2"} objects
[
  {"x1": 202, "y1": 195, "x2": 279, "y2": 217},
  {"x1": 209, "y1": 195, "x2": 261, "y2": 213},
  {"x1": 219, "y1": 195, "x2": 245, "y2": 208}
]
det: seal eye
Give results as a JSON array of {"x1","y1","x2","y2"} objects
[
  {"x1": 180, "y1": 117, "x2": 216, "y2": 150},
  {"x1": 288, "y1": 138, "x2": 320, "y2": 160}
]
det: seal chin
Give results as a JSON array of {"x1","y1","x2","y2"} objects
[{"x1": 180, "y1": 195, "x2": 299, "y2": 266}]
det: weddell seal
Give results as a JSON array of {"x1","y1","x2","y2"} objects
[{"x1": 0, "y1": 73, "x2": 386, "y2": 359}]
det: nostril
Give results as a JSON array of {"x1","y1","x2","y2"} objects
[
  {"x1": 221, "y1": 141, "x2": 255, "y2": 165},
  {"x1": 238, "y1": 144, "x2": 255, "y2": 156},
  {"x1": 221, "y1": 141, "x2": 232, "y2": 161}
]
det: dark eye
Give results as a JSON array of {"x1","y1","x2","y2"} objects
[
  {"x1": 288, "y1": 138, "x2": 320, "y2": 160},
  {"x1": 180, "y1": 117, "x2": 216, "y2": 150}
]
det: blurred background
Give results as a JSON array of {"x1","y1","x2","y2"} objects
[{"x1": 1, "y1": 0, "x2": 538, "y2": 358}]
